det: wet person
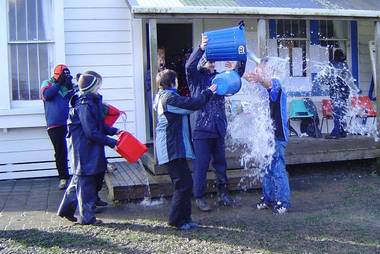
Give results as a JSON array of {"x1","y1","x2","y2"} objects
[
  {"x1": 325, "y1": 49, "x2": 350, "y2": 139},
  {"x1": 57, "y1": 73, "x2": 119, "y2": 224},
  {"x1": 154, "y1": 69, "x2": 216, "y2": 229},
  {"x1": 245, "y1": 57, "x2": 291, "y2": 214},
  {"x1": 185, "y1": 34, "x2": 246, "y2": 212},
  {"x1": 40, "y1": 64, "x2": 74, "y2": 189}
]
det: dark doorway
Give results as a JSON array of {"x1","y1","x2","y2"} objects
[{"x1": 157, "y1": 23, "x2": 193, "y2": 97}]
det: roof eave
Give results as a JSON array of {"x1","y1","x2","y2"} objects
[{"x1": 130, "y1": 6, "x2": 380, "y2": 19}]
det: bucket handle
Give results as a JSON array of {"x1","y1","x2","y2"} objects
[{"x1": 238, "y1": 20, "x2": 245, "y2": 30}]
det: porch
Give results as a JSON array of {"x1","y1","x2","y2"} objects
[{"x1": 105, "y1": 135, "x2": 380, "y2": 201}]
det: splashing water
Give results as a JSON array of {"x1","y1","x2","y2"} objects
[
  {"x1": 137, "y1": 159, "x2": 165, "y2": 207},
  {"x1": 312, "y1": 61, "x2": 379, "y2": 140},
  {"x1": 226, "y1": 55, "x2": 288, "y2": 189}
]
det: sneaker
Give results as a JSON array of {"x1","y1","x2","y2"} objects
[
  {"x1": 59, "y1": 179, "x2": 67, "y2": 190},
  {"x1": 59, "y1": 214, "x2": 77, "y2": 222},
  {"x1": 178, "y1": 222, "x2": 198, "y2": 230},
  {"x1": 106, "y1": 164, "x2": 117, "y2": 173},
  {"x1": 195, "y1": 198, "x2": 212, "y2": 212},
  {"x1": 95, "y1": 199, "x2": 108, "y2": 207},
  {"x1": 217, "y1": 192, "x2": 234, "y2": 206},
  {"x1": 273, "y1": 202, "x2": 288, "y2": 215},
  {"x1": 186, "y1": 219, "x2": 199, "y2": 229},
  {"x1": 256, "y1": 197, "x2": 269, "y2": 210}
]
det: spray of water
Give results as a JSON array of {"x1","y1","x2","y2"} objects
[
  {"x1": 226, "y1": 53, "x2": 289, "y2": 189},
  {"x1": 312, "y1": 61, "x2": 379, "y2": 140}
]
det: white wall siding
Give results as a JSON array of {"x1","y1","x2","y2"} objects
[
  {"x1": 358, "y1": 21, "x2": 374, "y2": 96},
  {"x1": 64, "y1": 0, "x2": 136, "y2": 136},
  {"x1": 0, "y1": 0, "x2": 134, "y2": 180}
]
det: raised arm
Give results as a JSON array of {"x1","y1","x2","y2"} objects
[
  {"x1": 40, "y1": 80, "x2": 60, "y2": 101},
  {"x1": 185, "y1": 47, "x2": 204, "y2": 78}
]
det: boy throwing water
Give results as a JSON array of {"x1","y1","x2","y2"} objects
[{"x1": 245, "y1": 57, "x2": 291, "y2": 214}]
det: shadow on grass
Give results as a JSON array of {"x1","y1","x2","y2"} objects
[{"x1": 0, "y1": 228, "x2": 140, "y2": 253}]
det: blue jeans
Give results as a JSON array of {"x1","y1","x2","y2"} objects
[
  {"x1": 262, "y1": 140, "x2": 291, "y2": 208},
  {"x1": 193, "y1": 138, "x2": 228, "y2": 198}
]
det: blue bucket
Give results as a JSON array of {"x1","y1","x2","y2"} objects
[
  {"x1": 212, "y1": 70, "x2": 242, "y2": 96},
  {"x1": 204, "y1": 22, "x2": 247, "y2": 62}
]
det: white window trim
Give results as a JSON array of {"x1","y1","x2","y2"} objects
[{"x1": 0, "y1": 0, "x2": 65, "y2": 128}]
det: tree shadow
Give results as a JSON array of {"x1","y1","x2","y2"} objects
[{"x1": 0, "y1": 228, "x2": 141, "y2": 253}]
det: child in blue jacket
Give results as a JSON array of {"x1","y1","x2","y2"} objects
[
  {"x1": 245, "y1": 57, "x2": 291, "y2": 214},
  {"x1": 154, "y1": 69, "x2": 216, "y2": 230},
  {"x1": 57, "y1": 73, "x2": 119, "y2": 224}
]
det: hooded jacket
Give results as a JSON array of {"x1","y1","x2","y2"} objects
[
  {"x1": 68, "y1": 93, "x2": 118, "y2": 176},
  {"x1": 40, "y1": 78, "x2": 74, "y2": 128},
  {"x1": 185, "y1": 47, "x2": 246, "y2": 139},
  {"x1": 154, "y1": 88, "x2": 213, "y2": 165}
]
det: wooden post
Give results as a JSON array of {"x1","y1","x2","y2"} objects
[
  {"x1": 375, "y1": 21, "x2": 380, "y2": 173},
  {"x1": 257, "y1": 19, "x2": 267, "y2": 58},
  {"x1": 148, "y1": 19, "x2": 158, "y2": 165}
]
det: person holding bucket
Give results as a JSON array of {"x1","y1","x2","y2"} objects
[
  {"x1": 58, "y1": 73, "x2": 119, "y2": 224},
  {"x1": 154, "y1": 69, "x2": 216, "y2": 230},
  {"x1": 245, "y1": 57, "x2": 291, "y2": 214},
  {"x1": 40, "y1": 64, "x2": 74, "y2": 190},
  {"x1": 185, "y1": 34, "x2": 246, "y2": 212}
]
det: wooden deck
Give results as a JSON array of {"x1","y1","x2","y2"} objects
[
  {"x1": 106, "y1": 135, "x2": 380, "y2": 201},
  {"x1": 105, "y1": 162, "x2": 254, "y2": 201}
]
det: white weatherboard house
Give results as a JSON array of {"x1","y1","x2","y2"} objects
[{"x1": 1, "y1": 0, "x2": 380, "y2": 180}]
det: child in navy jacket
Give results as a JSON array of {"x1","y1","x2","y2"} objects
[{"x1": 154, "y1": 69, "x2": 216, "y2": 229}]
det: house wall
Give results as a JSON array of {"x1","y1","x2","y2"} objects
[
  {"x1": 358, "y1": 20, "x2": 375, "y2": 95},
  {"x1": 0, "y1": 0, "x2": 136, "y2": 180}
]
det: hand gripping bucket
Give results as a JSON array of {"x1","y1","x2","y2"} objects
[
  {"x1": 204, "y1": 21, "x2": 247, "y2": 62},
  {"x1": 103, "y1": 104, "x2": 126, "y2": 128},
  {"x1": 116, "y1": 131, "x2": 148, "y2": 164},
  {"x1": 212, "y1": 70, "x2": 242, "y2": 96}
]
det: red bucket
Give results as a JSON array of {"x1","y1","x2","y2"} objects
[
  {"x1": 104, "y1": 104, "x2": 122, "y2": 127},
  {"x1": 116, "y1": 131, "x2": 148, "y2": 163}
]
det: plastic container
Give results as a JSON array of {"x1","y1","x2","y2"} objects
[
  {"x1": 204, "y1": 22, "x2": 247, "y2": 62},
  {"x1": 116, "y1": 131, "x2": 148, "y2": 164},
  {"x1": 212, "y1": 70, "x2": 242, "y2": 96},
  {"x1": 104, "y1": 104, "x2": 121, "y2": 127}
]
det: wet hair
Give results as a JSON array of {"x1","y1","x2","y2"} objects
[
  {"x1": 333, "y1": 49, "x2": 346, "y2": 62},
  {"x1": 156, "y1": 69, "x2": 177, "y2": 89}
]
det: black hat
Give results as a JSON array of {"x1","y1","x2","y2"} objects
[{"x1": 78, "y1": 74, "x2": 98, "y2": 92}]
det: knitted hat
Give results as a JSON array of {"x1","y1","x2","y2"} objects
[
  {"x1": 78, "y1": 74, "x2": 98, "y2": 93},
  {"x1": 53, "y1": 64, "x2": 68, "y2": 80}
]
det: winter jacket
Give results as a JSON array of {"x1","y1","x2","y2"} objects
[
  {"x1": 268, "y1": 79, "x2": 289, "y2": 142},
  {"x1": 154, "y1": 88, "x2": 213, "y2": 165},
  {"x1": 185, "y1": 47, "x2": 246, "y2": 139},
  {"x1": 68, "y1": 93, "x2": 118, "y2": 176},
  {"x1": 40, "y1": 78, "x2": 74, "y2": 128}
]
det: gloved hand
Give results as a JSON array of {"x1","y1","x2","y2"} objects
[{"x1": 57, "y1": 68, "x2": 73, "y2": 90}]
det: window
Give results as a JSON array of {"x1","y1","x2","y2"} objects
[
  {"x1": 318, "y1": 20, "x2": 348, "y2": 61},
  {"x1": 8, "y1": 0, "x2": 54, "y2": 101},
  {"x1": 274, "y1": 20, "x2": 307, "y2": 77}
]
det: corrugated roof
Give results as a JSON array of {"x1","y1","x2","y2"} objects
[{"x1": 126, "y1": 0, "x2": 380, "y2": 18}]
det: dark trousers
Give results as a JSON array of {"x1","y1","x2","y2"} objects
[
  {"x1": 57, "y1": 173, "x2": 101, "y2": 224},
  {"x1": 47, "y1": 126, "x2": 69, "y2": 179},
  {"x1": 330, "y1": 95, "x2": 348, "y2": 136},
  {"x1": 193, "y1": 138, "x2": 228, "y2": 198},
  {"x1": 163, "y1": 159, "x2": 193, "y2": 227}
]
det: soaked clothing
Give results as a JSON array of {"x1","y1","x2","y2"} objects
[
  {"x1": 268, "y1": 79, "x2": 289, "y2": 142},
  {"x1": 328, "y1": 60, "x2": 350, "y2": 137},
  {"x1": 262, "y1": 79, "x2": 290, "y2": 208}
]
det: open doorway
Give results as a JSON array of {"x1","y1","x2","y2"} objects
[{"x1": 144, "y1": 23, "x2": 193, "y2": 142}]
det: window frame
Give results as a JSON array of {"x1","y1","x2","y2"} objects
[{"x1": 2, "y1": 0, "x2": 65, "y2": 112}]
